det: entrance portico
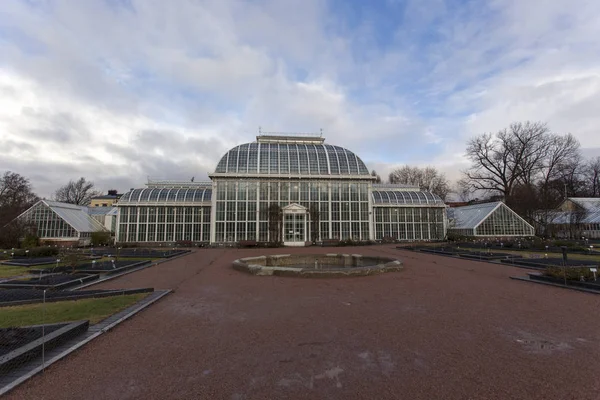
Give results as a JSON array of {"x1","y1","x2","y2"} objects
[{"x1": 282, "y1": 203, "x2": 307, "y2": 247}]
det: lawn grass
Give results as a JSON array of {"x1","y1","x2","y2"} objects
[
  {"x1": 0, "y1": 265, "x2": 29, "y2": 278},
  {"x1": 0, "y1": 293, "x2": 149, "y2": 328}
]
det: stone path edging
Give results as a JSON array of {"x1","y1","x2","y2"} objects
[
  {"x1": 0, "y1": 289, "x2": 172, "y2": 396},
  {"x1": 509, "y1": 276, "x2": 600, "y2": 295}
]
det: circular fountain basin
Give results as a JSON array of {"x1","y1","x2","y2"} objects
[{"x1": 232, "y1": 253, "x2": 402, "y2": 278}]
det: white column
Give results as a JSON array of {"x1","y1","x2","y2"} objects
[
  {"x1": 368, "y1": 182, "x2": 374, "y2": 240},
  {"x1": 210, "y1": 181, "x2": 217, "y2": 243},
  {"x1": 304, "y1": 212, "x2": 308, "y2": 243},
  {"x1": 328, "y1": 183, "x2": 332, "y2": 239}
]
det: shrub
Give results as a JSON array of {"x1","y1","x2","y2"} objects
[
  {"x1": 115, "y1": 242, "x2": 138, "y2": 248},
  {"x1": 11, "y1": 246, "x2": 59, "y2": 257},
  {"x1": 60, "y1": 251, "x2": 86, "y2": 272},
  {"x1": 553, "y1": 240, "x2": 577, "y2": 248},
  {"x1": 91, "y1": 231, "x2": 112, "y2": 246},
  {"x1": 21, "y1": 234, "x2": 40, "y2": 248},
  {"x1": 446, "y1": 233, "x2": 473, "y2": 242},
  {"x1": 261, "y1": 241, "x2": 283, "y2": 248},
  {"x1": 31, "y1": 246, "x2": 59, "y2": 257},
  {"x1": 545, "y1": 266, "x2": 596, "y2": 281}
]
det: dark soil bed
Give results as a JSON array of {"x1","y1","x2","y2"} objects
[
  {"x1": 119, "y1": 249, "x2": 188, "y2": 258},
  {"x1": 88, "y1": 248, "x2": 188, "y2": 258},
  {"x1": 0, "y1": 274, "x2": 98, "y2": 290},
  {"x1": 408, "y1": 247, "x2": 466, "y2": 256},
  {"x1": 0, "y1": 323, "x2": 65, "y2": 357},
  {"x1": 76, "y1": 260, "x2": 150, "y2": 274},
  {"x1": 36, "y1": 260, "x2": 151, "y2": 275},
  {"x1": 459, "y1": 252, "x2": 523, "y2": 260},
  {"x1": 0, "y1": 321, "x2": 89, "y2": 374}
]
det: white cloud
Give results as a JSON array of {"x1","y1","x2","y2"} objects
[{"x1": 0, "y1": 0, "x2": 599, "y2": 198}]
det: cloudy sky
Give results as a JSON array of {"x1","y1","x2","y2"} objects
[{"x1": 1, "y1": 0, "x2": 599, "y2": 197}]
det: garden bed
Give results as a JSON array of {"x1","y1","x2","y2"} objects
[
  {"x1": 76, "y1": 260, "x2": 150, "y2": 274},
  {"x1": 0, "y1": 274, "x2": 98, "y2": 290},
  {"x1": 89, "y1": 248, "x2": 188, "y2": 258},
  {"x1": 452, "y1": 241, "x2": 600, "y2": 255},
  {"x1": 459, "y1": 252, "x2": 523, "y2": 261},
  {"x1": 528, "y1": 273, "x2": 600, "y2": 291},
  {"x1": 0, "y1": 321, "x2": 89, "y2": 374},
  {"x1": 501, "y1": 258, "x2": 598, "y2": 269},
  {"x1": 0, "y1": 257, "x2": 58, "y2": 267},
  {"x1": 35, "y1": 260, "x2": 151, "y2": 275},
  {"x1": 409, "y1": 247, "x2": 467, "y2": 256}
]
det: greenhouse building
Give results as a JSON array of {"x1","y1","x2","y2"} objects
[
  {"x1": 115, "y1": 134, "x2": 447, "y2": 246},
  {"x1": 12, "y1": 200, "x2": 111, "y2": 246},
  {"x1": 447, "y1": 201, "x2": 535, "y2": 237}
]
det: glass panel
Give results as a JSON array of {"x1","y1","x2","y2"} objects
[{"x1": 238, "y1": 144, "x2": 249, "y2": 174}]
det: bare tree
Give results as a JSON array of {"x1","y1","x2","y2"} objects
[
  {"x1": 389, "y1": 166, "x2": 450, "y2": 200},
  {"x1": 511, "y1": 122, "x2": 551, "y2": 186},
  {"x1": 54, "y1": 177, "x2": 101, "y2": 205},
  {"x1": 0, "y1": 171, "x2": 39, "y2": 225},
  {"x1": 538, "y1": 133, "x2": 581, "y2": 188},
  {"x1": 371, "y1": 170, "x2": 382, "y2": 184},
  {"x1": 582, "y1": 156, "x2": 600, "y2": 197},
  {"x1": 453, "y1": 178, "x2": 473, "y2": 202},
  {"x1": 0, "y1": 171, "x2": 39, "y2": 247},
  {"x1": 463, "y1": 121, "x2": 551, "y2": 199},
  {"x1": 389, "y1": 166, "x2": 420, "y2": 186}
]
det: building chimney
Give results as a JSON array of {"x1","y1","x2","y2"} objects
[{"x1": 108, "y1": 189, "x2": 118, "y2": 196}]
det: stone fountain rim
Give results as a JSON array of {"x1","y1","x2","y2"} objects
[{"x1": 232, "y1": 253, "x2": 403, "y2": 278}]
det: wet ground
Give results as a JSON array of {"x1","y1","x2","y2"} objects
[{"x1": 6, "y1": 245, "x2": 600, "y2": 400}]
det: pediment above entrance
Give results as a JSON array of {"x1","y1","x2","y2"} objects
[{"x1": 282, "y1": 203, "x2": 307, "y2": 213}]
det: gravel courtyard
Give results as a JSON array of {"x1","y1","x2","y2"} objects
[{"x1": 7, "y1": 245, "x2": 600, "y2": 400}]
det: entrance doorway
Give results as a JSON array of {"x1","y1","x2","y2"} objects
[{"x1": 282, "y1": 203, "x2": 307, "y2": 246}]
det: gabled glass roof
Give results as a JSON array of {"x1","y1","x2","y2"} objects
[
  {"x1": 43, "y1": 201, "x2": 107, "y2": 233},
  {"x1": 371, "y1": 190, "x2": 444, "y2": 205},
  {"x1": 118, "y1": 188, "x2": 213, "y2": 204},
  {"x1": 446, "y1": 202, "x2": 501, "y2": 229},
  {"x1": 213, "y1": 143, "x2": 371, "y2": 176}
]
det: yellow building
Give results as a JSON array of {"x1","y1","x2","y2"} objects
[{"x1": 89, "y1": 190, "x2": 122, "y2": 207}]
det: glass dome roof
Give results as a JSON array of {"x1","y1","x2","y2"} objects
[{"x1": 213, "y1": 142, "x2": 371, "y2": 176}]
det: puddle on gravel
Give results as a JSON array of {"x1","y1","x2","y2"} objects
[{"x1": 510, "y1": 330, "x2": 573, "y2": 355}]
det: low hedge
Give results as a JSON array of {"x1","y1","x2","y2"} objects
[
  {"x1": 545, "y1": 266, "x2": 596, "y2": 282},
  {"x1": 10, "y1": 246, "x2": 59, "y2": 257}
]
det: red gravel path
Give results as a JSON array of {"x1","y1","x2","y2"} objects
[{"x1": 7, "y1": 245, "x2": 600, "y2": 400}]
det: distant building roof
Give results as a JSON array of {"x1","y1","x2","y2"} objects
[
  {"x1": 91, "y1": 194, "x2": 122, "y2": 200},
  {"x1": 87, "y1": 206, "x2": 116, "y2": 216},
  {"x1": 568, "y1": 197, "x2": 600, "y2": 212},
  {"x1": 446, "y1": 201, "x2": 471, "y2": 208},
  {"x1": 547, "y1": 198, "x2": 600, "y2": 224}
]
